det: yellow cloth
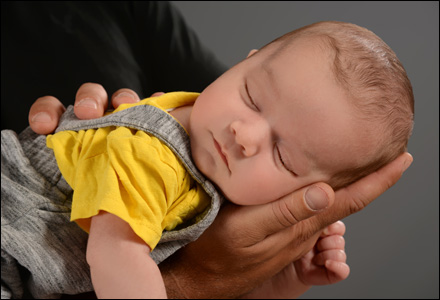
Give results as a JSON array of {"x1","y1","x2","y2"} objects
[{"x1": 46, "y1": 92, "x2": 210, "y2": 250}]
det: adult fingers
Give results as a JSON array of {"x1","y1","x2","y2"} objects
[
  {"x1": 341, "y1": 152, "x2": 413, "y2": 215},
  {"x1": 29, "y1": 96, "x2": 66, "y2": 134},
  {"x1": 150, "y1": 92, "x2": 165, "y2": 98},
  {"x1": 236, "y1": 183, "x2": 335, "y2": 243},
  {"x1": 111, "y1": 88, "x2": 141, "y2": 109},
  {"x1": 308, "y1": 152, "x2": 413, "y2": 232},
  {"x1": 74, "y1": 83, "x2": 108, "y2": 119},
  {"x1": 110, "y1": 90, "x2": 165, "y2": 109},
  {"x1": 245, "y1": 152, "x2": 411, "y2": 260},
  {"x1": 256, "y1": 153, "x2": 412, "y2": 263}
]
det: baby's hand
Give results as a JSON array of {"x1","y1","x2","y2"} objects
[{"x1": 294, "y1": 221, "x2": 350, "y2": 286}]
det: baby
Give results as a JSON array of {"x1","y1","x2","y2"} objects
[{"x1": 1, "y1": 21, "x2": 413, "y2": 298}]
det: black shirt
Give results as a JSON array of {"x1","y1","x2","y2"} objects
[{"x1": 1, "y1": 1, "x2": 227, "y2": 132}]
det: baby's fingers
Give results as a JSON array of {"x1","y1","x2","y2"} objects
[
  {"x1": 325, "y1": 260, "x2": 350, "y2": 284},
  {"x1": 321, "y1": 221, "x2": 345, "y2": 237},
  {"x1": 316, "y1": 235, "x2": 345, "y2": 252},
  {"x1": 313, "y1": 249, "x2": 346, "y2": 266}
]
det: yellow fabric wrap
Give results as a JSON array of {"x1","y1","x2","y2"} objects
[{"x1": 46, "y1": 92, "x2": 210, "y2": 250}]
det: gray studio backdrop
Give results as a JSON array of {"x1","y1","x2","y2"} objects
[{"x1": 171, "y1": 1, "x2": 439, "y2": 299}]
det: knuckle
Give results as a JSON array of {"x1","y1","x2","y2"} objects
[
  {"x1": 272, "y1": 198, "x2": 300, "y2": 228},
  {"x1": 350, "y1": 196, "x2": 367, "y2": 214},
  {"x1": 290, "y1": 220, "x2": 319, "y2": 246},
  {"x1": 345, "y1": 185, "x2": 370, "y2": 214},
  {"x1": 337, "y1": 250, "x2": 347, "y2": 262}
]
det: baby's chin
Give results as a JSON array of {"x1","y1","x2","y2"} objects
[
  {"x1": 220, "y1": 187, "x2": 274, "y2": 206},
  {"x1": 204, "y1": 180, "x2": 239, "y2": 204}
]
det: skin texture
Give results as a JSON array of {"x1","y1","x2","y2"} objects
[
  {"x1": 28, "y1": 79, "x2": 412, "y2": 298},
  {"x1": 187, "y1": 37, "x2": 377, "y2": 206},
  {"x1": 82, "y1": 46, "x2": 358, "y2": 300}
]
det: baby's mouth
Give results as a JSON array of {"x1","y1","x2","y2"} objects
[{"x1": 214, "y1": 137, "x2": 230, "y2": 172}]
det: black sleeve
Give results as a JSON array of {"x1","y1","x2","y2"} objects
[
  {"x1": 130, "y1": 1, "x2": 227, "y2": 93},
  {"x1": 1, "y1": 1, "x2": 227, "y2": 132}
]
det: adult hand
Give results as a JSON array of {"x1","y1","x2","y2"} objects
[
  {"x1": 28, "y1": 83, "x2": 413, "y2": 299},
  {"x1": 28, "y1": 83, "x2": 157, "y2": 134},
  {"x1": 161, "y1": 151, "x2": 412, "y2": 298}
]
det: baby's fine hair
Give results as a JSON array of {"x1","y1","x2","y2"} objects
[{"x1": 261, "y1": 21, "x2": 414, "y2": 190}]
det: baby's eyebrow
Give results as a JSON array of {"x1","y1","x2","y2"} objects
[
  {"x1": 261, "y1": 62, "x2": 279, "y2": 99},
  {"x1": 303, "y1": 148, "x2": 317, "y2": 164}
]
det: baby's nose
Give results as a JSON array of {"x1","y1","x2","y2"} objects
[{"x1": 230, "y1": 119, "x2": 270, "y2": 157}]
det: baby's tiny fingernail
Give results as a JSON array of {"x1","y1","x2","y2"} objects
[
  {"x1": 305, "y1": 186, "x2": 328, "y2": 211},
  {"x1": 76, "y1": 98, "x2": 97, "y2": 109},
  {"x1": 32, "y1": 112, "x2": 52, "y2": 123}
]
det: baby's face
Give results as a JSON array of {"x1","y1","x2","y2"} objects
[{"x1": 189, "y1": 37, "x2": 375, "y2": 205}]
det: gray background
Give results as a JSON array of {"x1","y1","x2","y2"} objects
[{"x1": 171, "y1": 1, "x2": 439, "y2": 299}]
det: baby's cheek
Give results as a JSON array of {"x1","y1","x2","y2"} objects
[{"x1": 229, "y1": 169, "x2": 291, "y2": 205}]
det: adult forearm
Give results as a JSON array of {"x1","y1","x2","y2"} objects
[
  {"x1": 160, "y1": 250, "x2": 232, "y2": 299},
  {"x1": 160, "y1": 235, "x2": 317, "y2": 299},
  {"x1": 160, "y1": 252, "x2": 198, "y2": 299}
]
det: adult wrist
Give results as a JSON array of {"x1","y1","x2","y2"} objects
[{"x1": 160, "y1": 252, "x2": 191, "y2": 299}]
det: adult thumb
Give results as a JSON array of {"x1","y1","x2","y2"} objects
[{"x1": 251, "y1": 183, "x2": 335, "y2": 239}]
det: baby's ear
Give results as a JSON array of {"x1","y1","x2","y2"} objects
[{"x1": 247, "y1": 49, "x2": 259, "y2": 58}]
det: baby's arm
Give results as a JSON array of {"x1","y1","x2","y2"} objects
[{"x1": 86, "y1": 211, "x2": 167, "y2": 298}]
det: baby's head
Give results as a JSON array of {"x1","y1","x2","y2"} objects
[{"x1": 189, "y1": 21, "x2": 414, "y2": 205}]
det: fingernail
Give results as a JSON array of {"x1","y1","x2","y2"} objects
[
  {"x1": 114, "y1": 92, "x2": 134, "y2": 99},
  {"x1": 305, "y1": 186, "x2": 328, "y2": 211},
  {"x1": 31, "y1": 112, "x2": 52, "y2": 123},
  {"x1": 76, "y1": 98, "x2": 97, "y2": 109},
  {"x1": 114, "y1": 92, "x2": 138, "y2": 103},
  {"x1": 402, "y1": 155, "x2": 413, "y2": 174}
]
